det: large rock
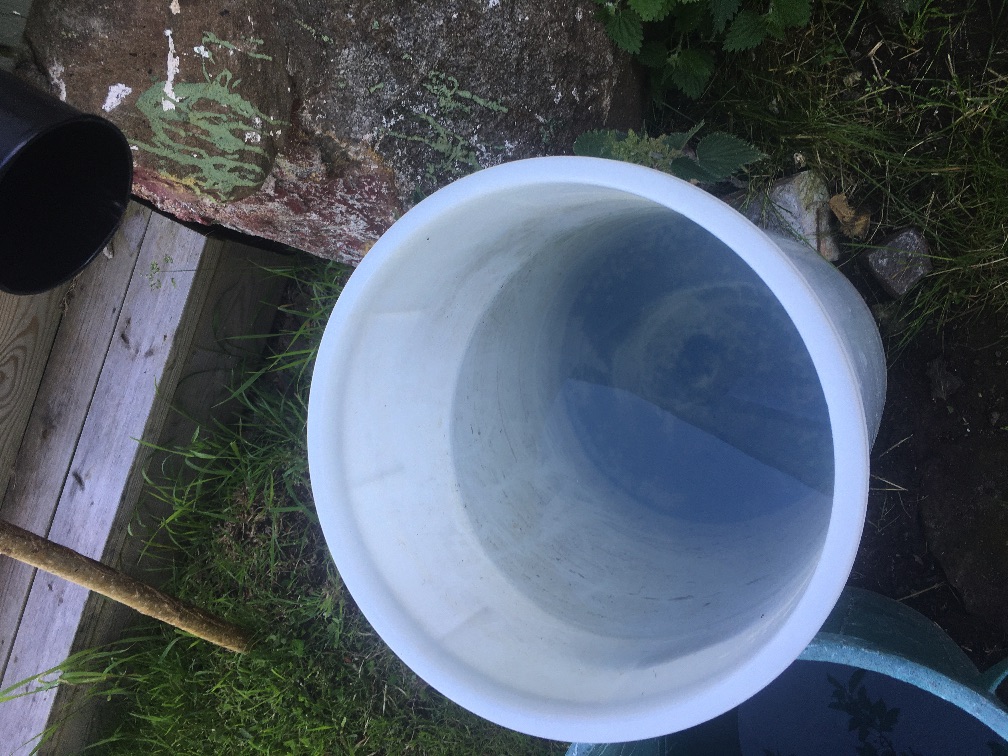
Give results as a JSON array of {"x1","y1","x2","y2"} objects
[
  {"x1": 23, "y1": 0, "x2": 641, "y2": 263},
  {"x1": 726, "y1": 170, "x2": 841, "y2": 262},
  {"x1": 863, "y1": 226, "x2": 932, "y2": 298}
]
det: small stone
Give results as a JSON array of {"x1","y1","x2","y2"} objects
[
  {"x1": 863, "y1": 227, "x2": 932, "y2": 298},
  {"x1": 729, "y1": 170, "x2": 841, "y2": 262},
  {"x1": 828, "y1": 192, "x2": 871, "y2": 239}
]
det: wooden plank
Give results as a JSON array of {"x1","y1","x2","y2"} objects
[
  {"x1": 40, "y1": 241, "x2": 291, "y2": 755},
  {"x1": 0, "y1": 203, "x2": 151, "y2": 680},
  {"x1": 0, "y1": 214, "x2": 221, "y2": 755},
  {"x1": 0, "y1": 286, "x2": 64, "y2": 505}
]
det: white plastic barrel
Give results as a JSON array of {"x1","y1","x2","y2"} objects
[{"x1": 307, "y1": 157, "x2": 886, "y2": 743}]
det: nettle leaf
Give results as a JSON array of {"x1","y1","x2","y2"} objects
[
  {"x1": 709, "y1": 0, "x2": 741, "y2": 33},
  {"x1": 666, "y1": 156, "x2": 718, "y2": 183},
  {"x1": 662, "y1": 120, "x2": 704, "y2": 151},
  {"x1": 629, "y1": 0, "x2": 672, "y2": 22},
  {"x1": 667, "y1": 48, "x2": 715, "y2": 99},
  {"x1": 606, "y1": 8, "x2": 644, "y2": 54},
  {"x1": 695, "y1": 131, "x2": 765, "y2": 179},
  {"x1": 572, "y1": 130, "x2": 621, "y2": 159},
  {"x1": 723, "y1": 9, "x2": 768, "y2": 51}
]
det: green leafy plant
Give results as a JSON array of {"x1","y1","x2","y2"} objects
[
  {"x1": 664, "y1": 0, "x2": 1008, "y2": 332},
  {"x1": 573, "y1": 122, "x2": 764, "y2": 183},
  {"x1": 593, "y1": 0, "x2": 812, "y2": 98}
]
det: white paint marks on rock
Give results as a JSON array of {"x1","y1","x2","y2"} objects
[
  {"x1": 102, "y1": 83, "x2": 133, "y2": 112},
  {"x1": 48, "y1": 61, "x2": 67, "y2": 101},
  {"x1": 245, "y1": 116, "x2": 263, "y2": 144},
  {"x1": 163, "y1": 29, "x2": 180, "y2": 111}
]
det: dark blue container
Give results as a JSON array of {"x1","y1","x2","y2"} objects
[{"x1": 0, "y1": 69, "x2": 132, "y2": 295}]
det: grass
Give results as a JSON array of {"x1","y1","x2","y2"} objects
[
  {"x1": 656, "y1": 0, "x2": 1008, "y2": 333},
  {"x1": 1, "y1": 262, "x2": 562, "y2": 755}
]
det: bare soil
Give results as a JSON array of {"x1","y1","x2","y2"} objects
[{"x1": 843, "y1": 262, "x2": 1008, "y2": 698}]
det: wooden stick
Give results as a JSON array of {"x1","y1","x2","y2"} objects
[{"x1": 0, "y1": 518, "x2": 250, "y2": 653}]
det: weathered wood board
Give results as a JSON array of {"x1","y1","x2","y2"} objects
[
  {"x1": 0, "y1": 203, "x2": 152, "y2": 677},
  {"x1": 0, "y1": 286, "x2": 66, "y2": 505},
  {"x1": 0, "y1": 204, "x2": 290, "y2": 754},
  {"x1": 41, "y1": 240, "x2": 290, "y2": 755},
  {"x1": 0, "y1": 206, "x2": 215, "y2": 752}
]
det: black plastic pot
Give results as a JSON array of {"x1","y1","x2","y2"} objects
[{"x1": 0, "y1": 69, "x2": 133, "y2": 295}]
